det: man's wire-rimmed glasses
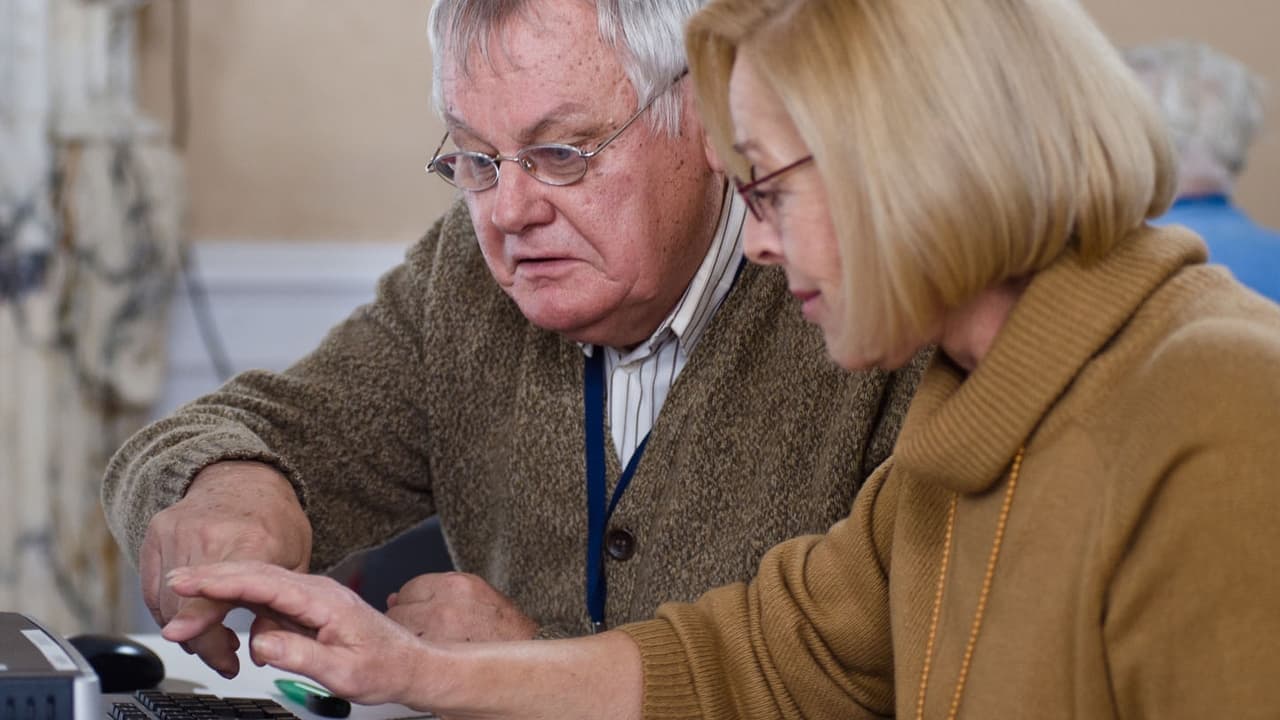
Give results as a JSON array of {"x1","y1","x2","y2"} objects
[
  {"x1": 426, "y1": 70, "x2": 689, "y2": 191},
  {"x1": 734, "y1": 155, "x2": 814, "y2": 222}
]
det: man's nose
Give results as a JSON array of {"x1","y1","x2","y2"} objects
[
  {"x1": 489, "y1": 162, "x2": 554, "y2": 234},
  {"x1": 743, "y1": 216, "x2": 784, "y2": 267}
]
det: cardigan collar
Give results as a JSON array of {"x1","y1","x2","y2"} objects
[{"x1": 894, "y1": 226, "x2": 1207, "y2": 494}]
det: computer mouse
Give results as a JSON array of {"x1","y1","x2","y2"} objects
[{"x1": 67, "y1": 633, "x2": 166, "y2": 693}]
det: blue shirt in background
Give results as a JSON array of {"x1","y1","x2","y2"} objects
[{"x1": 1153, "y1": 194, "x2": 1280, "y2": 303}]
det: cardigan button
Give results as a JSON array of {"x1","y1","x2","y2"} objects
[{"x1": 605, "y1": 527, "x2": 637, "y2": 561}]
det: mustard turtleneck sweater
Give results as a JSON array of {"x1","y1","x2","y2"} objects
[{"x1": 620, "y1": 225, "x2": 1280, "y2": 719}]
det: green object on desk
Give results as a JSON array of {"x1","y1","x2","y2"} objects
[{"x1": 274, "y1": 678, "x2": 353, "y2": 718}]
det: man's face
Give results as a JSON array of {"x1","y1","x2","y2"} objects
[{"x1": 437, "y1": 0, "x2": 723, "y2": 349}]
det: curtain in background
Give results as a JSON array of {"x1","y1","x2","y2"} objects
[{"x1": 0, "y1": 0, "x2": 184, "y2": 634}]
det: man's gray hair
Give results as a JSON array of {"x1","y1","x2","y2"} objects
[
  {"x1": 1123, "y1": 40, "x2": 1266, "y2": 192},
  {"x1": 428, "y1": 0, "x2": 703, "y2": 137}
]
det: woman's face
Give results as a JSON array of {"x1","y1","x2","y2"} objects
[{"x1": 728, "y1": 56, "x2": 855, "y2": 368}]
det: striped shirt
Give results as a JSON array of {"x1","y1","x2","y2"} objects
[{"x1": 585, "y1": 185, "x2": 748, "y2": 465}]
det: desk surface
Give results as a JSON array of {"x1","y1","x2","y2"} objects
[{"x1": 133, "y1": 634, "x2": 430, "y2": 720}]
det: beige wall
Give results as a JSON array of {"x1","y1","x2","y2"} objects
[
  {"x1": 138, "y1": 0, "x2": 1280, "y2": 243},
  {"x1": 139, "y1": 0, "x2": 450, "y2": 243}
]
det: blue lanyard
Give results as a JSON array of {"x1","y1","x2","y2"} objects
[{"x1": 584, "y1": 348, "x2": 650, "y2": 632}]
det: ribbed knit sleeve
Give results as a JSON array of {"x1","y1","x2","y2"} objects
[
  {"x1": 615, "y1": 620, "x2": 705, "y2": 719},
  {"x1": 618, "y1": 462, "x2": 900, "y2": 720}
]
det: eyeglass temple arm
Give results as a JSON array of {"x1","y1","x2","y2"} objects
[
  {"x1": 581, "y1": 68, "x2": 689, "y2": 160},
  {"x1": 426, "y1": 131, "x2": 451, "y2": 173}
]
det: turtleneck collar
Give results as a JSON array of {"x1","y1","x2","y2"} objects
[{"x1": 894, "y1": 226, "x2": 1208, "y2": 493}]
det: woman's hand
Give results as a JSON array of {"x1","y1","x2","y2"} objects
[
  {"x1": 162, "y1": 561, "x2": 431, "y2": 708},
  {"x1": 163, "y1": 560, "x2": 645, "y2": 720}
]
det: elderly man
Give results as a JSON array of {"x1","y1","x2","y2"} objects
[
  {"x1": 103, "y1": 0, "x2": 924, "y2": 676},
  {"x1": 1125, "y1": 40, "x2": 1280, "y2": 302}
]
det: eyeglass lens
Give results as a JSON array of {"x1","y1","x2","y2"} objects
[
  {"x1": 734, "y1": 155, "x2": 814, "y2": 222},
  {"x1": 737, "y1": 185, "x2": 765, "y2": 221},
  {"x1": 735, "y1": 169, "x2": 767, "y2": 221}
]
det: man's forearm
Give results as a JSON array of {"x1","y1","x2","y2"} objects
[{"x1": 101, "y1": 407, "x2": 299, "y2": 566}]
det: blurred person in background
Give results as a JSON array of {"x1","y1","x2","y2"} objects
[
  {"x1": 159, "y1": 0, "x2": 1280, "y2": 716},
  {"x1": 102, "y1": 0, "x2": 924, "y2": 679},
  {"x1": 1126, "y1": 39, "x2": 1280, "y2": 302}
]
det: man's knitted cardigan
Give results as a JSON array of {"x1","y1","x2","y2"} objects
[{"x1": 103, "y1": 199, "x2": 926, "y2": 636}]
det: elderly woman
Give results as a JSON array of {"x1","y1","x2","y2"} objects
[{"x1": 160, "y1": 0, "x2": 1280, "y2": 716}]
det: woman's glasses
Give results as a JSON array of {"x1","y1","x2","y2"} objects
[{"x1": 734, "y1": 155, "x2": 814, "y2": 222}]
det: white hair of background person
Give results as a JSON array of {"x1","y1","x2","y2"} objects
[
  {"x1": 1124, "y1": 39, "x2": 1267, "y2": 195},
  {"x1": 427, "y1": 0, "x2": 702, "y2": 137}
]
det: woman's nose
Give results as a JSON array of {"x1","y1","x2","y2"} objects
[{"x1": 743, "y1": 215, "x2": 784, "y2": 266}]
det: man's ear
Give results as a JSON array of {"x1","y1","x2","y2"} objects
[{"x1": 703, "y1": 131, "x2": 727, "y2": 174}]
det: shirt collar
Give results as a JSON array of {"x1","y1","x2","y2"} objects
[
  {"x1": 582, "y1": 184, "x2": 747, "y2": 361},
  {"x1": 1171, "y1": 193, "x2": 1231, "y2": 209}
]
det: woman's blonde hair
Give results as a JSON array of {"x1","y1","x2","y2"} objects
[{"x1": 687, "y1": 0, "x2": 1177, "y2": 361}]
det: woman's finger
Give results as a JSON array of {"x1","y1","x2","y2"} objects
[{"x1": 166, "y1": 562, "x2": 353, "y2": 638}]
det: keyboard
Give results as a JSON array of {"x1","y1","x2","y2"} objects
[{"x1": 106, "y1": 690, "x2": 300, "y2": 720}]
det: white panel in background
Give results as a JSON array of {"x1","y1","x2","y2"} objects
[{"x1": 155, "y1": 240, "x2": 410, "y2": 416}]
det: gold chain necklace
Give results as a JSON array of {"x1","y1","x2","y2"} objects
[{"x1": 914, "y1": 447, "x2": 1025, "y2": 720}]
